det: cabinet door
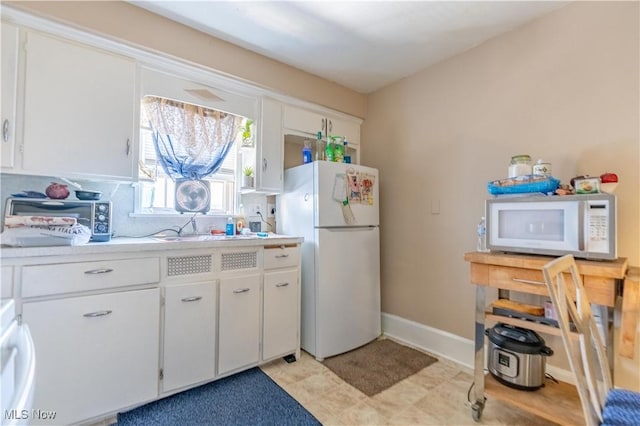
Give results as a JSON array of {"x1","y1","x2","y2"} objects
[
  {"x1": 1, "y1": 22, "x2": 18, "y2": 169},
  {"x1": 22, "y1": 288, "x2": 160, "y2": 425},
  {"x1": 22, "y1": 31, "x2": 136, "y2": 180},
  {"x1": 329, "y1": 115, "x2": 360, "y2": 146},
  {"x1": 263, "y1": 269, "x2": 299, "y2": 361},
  {"x1": 283, "y1": 105, "x2": 324, "y2": 136},
  {"x1": 218, "y1": 273, "x2": 260, "y2": 375},
  {"x1": 163, "y1": 282, "x2": 216, "y2": 393},
  {"x1": 257, "y1": 98, "x2": 283, "y2": 193}
]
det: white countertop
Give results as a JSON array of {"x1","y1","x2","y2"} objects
[{"x1": 0, "y1": 234, "x2": 303, "y2": 259}]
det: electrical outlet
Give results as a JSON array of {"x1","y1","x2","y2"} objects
[
  {"x1": 254, "y1": 204, "x2": 261, "y2": 215},
  {"x1": 267, "y1": 203, "x2": 275, "y2": 218}
]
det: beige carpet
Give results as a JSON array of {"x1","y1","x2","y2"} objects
[{"x1": 322, "y1": 339, "x2": 438, "y2": 396}]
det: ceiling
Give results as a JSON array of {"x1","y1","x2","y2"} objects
[{"x1": 130, "y1": 1, "x2": 568, "y2": 94}]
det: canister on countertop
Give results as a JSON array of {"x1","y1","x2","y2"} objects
[
  {"x1": 533, "y1": 159, "x2": 552, "y2": 177},
  {"x1": 508, "y1": 155, "x2": 532, "y2": 178}
]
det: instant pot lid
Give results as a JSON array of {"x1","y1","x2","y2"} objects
[{"x1": 487, "y1": 323, "x2": 548, "y2": 354}]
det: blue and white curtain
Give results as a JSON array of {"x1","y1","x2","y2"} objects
[{"x1": 142, "y1": 96, "x2": 242, "y2": 180}]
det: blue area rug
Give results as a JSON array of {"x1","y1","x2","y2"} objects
[{"x1": 116, "y1": 367, "x2": 321, "y2": 426}]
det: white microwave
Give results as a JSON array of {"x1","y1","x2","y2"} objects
[{"x1": 485, "y1": 194, "x2": 616, "y2": 260}]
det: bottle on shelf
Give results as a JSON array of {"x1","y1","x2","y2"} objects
[
  {"x1": 315, "y1": 131, "x2": 326, "y2": 161},
  {"x1": 226, "y1": 216, "x2": 235, "y2": 236},
  {"x1": 333, "y1": 136, "x2": 344, "y2": 163},
  {"x1": 477, "y1": 217, "x2": 489, "y2": 252},
  {"x1": 342, "y1": 137, "x2": 350, "y2": 163},
  {"x1": 302, "y1": 139, "x2": 312, "y2": 164},
  {"x1": 325, "y1": 135, "x2": 335, "y2": 162}
]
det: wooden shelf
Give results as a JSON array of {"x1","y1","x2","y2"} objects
[
  {"x1": 485, "y1": 374, "x2": 584, "y2": 425},
  {"x1": 485, "y1": 312, "x2": 578, "y2": 339}
]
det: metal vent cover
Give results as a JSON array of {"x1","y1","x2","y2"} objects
[
  {"x1": 221, "y1": 252, "x2": 257, "y2": 271},
  {"x1": 167, "y1": 255, "x2": 212, "y2": 276}
]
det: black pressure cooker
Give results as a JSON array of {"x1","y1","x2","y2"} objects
[{"x1": 486, "y1": 323, "x2": 553, "y2": 391}]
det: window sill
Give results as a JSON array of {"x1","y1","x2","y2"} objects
[{"x1": 128, "y1": 212, "x2": 227, "y2": 219}]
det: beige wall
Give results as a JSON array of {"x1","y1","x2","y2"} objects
[
  {"x1": 5, "y1": 0, "x2": 367, "y2": 118},
  {"x1": 362, "y1": 0, "x2": 639, "y2": 345}
]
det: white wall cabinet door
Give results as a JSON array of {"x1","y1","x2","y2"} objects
[
  {"x1": 22, "y1": 31, "x2": 137, "y2": 180},
  {"x1": 263, "y1": 268, "x2": 299, "y2": 361},
  {"x1": 218, "y1": 273, "x2": 261, "y2": 375},
  {"x1": 22, "y1": 288, "x2": 160, "y2": 425},
  {"x1": 256, "y1": 98, "x2": 283, "y2": 193},
  {"x1": 162, "y1": 281, "x2": 217, "y2": 393},
  {"x1": 283, "y1": 104, "x2": 360, "y2": 145},
  {"x1": 1, "y1": 22, "x2": 19, "y2": 169}
]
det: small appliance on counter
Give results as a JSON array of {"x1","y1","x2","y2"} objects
[
  {"x1": 4, "y1": 198, "x2": 112, "y2": 243},
  {"x1": 486, "y1": 323, "x2": 553, "y2": 391},
  {"x1": 485, "y1": 193, "x2": 616, "y2": 260}
]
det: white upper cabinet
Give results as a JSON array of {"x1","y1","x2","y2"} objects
[
  {"x1": 21, "y1": 31, "x2": 137, "y2": 180},
  {"x1": 256, "y1": 97, "x2": 284, "y2": 193},
  {"x1": 283, "y1": 104, "x2": 361, "y2": 145},
  {"x1": 1, "y1": 22, "x2": 19, "y2": 169}
]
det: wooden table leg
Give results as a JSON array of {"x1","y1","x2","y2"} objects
[{"x1": 619, "y1": 266, "x2": 639, "y2": 359}]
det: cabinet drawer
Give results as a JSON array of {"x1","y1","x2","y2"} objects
[
  {"x1": 22, "y1": 257, "x2": 160, "y2": 298},
  {"x1": 264, "y1": 246, "x2": 299, "y2": 270},
  {"x1": 488, "y1": 265, "x2": 615, "y2": 307}
]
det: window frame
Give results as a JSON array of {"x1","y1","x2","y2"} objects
[{"x1": 134, "y1": 67, "x2": 259, "y2": 216}]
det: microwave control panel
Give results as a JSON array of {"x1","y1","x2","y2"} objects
[{"x1": 586, "y1": 200, "x2": 610, "y2": 252}]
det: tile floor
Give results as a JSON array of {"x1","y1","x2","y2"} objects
[{"x1": 260, "y1": 343, "x2": 556, "y2": 426}]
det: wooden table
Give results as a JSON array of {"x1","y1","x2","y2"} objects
[{"x1": 464, "y1": 251, "x2": 629, "y2": 424}]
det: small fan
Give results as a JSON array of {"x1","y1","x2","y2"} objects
[{"x1": 174, "y1": 179, "x2": 211, "y2": 213}]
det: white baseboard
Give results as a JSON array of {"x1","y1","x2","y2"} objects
[{"x1": 381, "y1": 312, "x2": 575, "y2": 385}]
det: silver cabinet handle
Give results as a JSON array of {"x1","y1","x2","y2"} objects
[
  {"x1": 275, "y1": 254, "x2": 289, "y2": 258},
  {"x1": 2, "y1": 119, "x2": 8, "y2": 142},
  {"x1": 328, "y1": 119, "x2": 333, "y2": 133},
  {"x1": 321, "y1": 118, "x2": 325, "y2": 133},
  {"x1": 84, "y1": 268, "x2": 114, "y2": 275},
  {"x1": 262, "y1": 158, "x2": 267, "y2": 172},
  {"x1": 233, "y1": 288, "x2": 250, "y2": 294},
  {"x1": 126, "y1": 138, "x2": 131, "y2": 156},
  {"x1": 276, "y1": 282, "x2": 289, "y2": 288},
  {"x1": 181, "y1": 296, "x2": 202, "y2": 302},
  {"x1": 512, "y1": 278, "x2": 546, "y2": 286},
  {"x1": 83, "y1": 310, "x2": 112, "y2": 318}
]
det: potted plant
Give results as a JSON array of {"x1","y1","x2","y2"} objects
[
  {"x1": 241, "y1": 119, "x2": 254, "y2": 147},
  {"x1": 242, "y1": 166, "x2": 254, "y2": 188}
]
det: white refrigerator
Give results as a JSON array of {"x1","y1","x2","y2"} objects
[{"x1": 277, "y1": 161, "x2": 381, "y2": 361}]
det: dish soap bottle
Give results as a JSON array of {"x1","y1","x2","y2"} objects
[
  {"x1": 302, "y1": 139, "x2": 312, "y2": 164},
  {"x1": 325, "y1": 135, "x2": 335, "y2": 162},
  {"x1": 315, "y1": 131, "x2": 326, "y2": 161},
  {"x1": 333, "y1": 136, "x2": 344, "y2": 163},
  {"x1": 226, "y1": 216, "x2": 235, "y2": 236}
]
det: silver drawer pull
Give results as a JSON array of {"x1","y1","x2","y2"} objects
[
  {"x1": 84, "y1": 268, "x2": 114, "y2": 275},
  {"x1": 276, "y1": 282, "x2": 289, "y2": 288},
  {"x1": 233, "y1": 288, "x2": 250, "y2": 294},
  {"x1": 181, "y1": 296, "x2": 202, "y2": 302},
  {"x1": 83, "y1": 310, "x2": 112, "y2": 318},
  {"x1": 275, "y1": 254, "x2": 289, "y2": 258},
  {"x1": 512, "y1": 278, "x2": 545, "y2": 286}
]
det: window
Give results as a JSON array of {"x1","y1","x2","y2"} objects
[{"x1": 137, "y1": 96, "x2": 249, "y2": 215}]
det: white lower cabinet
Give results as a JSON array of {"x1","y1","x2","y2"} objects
[
  {"x1": 22, "y1": 288, "x2": 160, "y2": 425},
  {"x1": 162, "y1": 282, "x2": 217, "y2": 393},
  {"x1": 263, "y1": 269, "x2": 299, "y2": 360},
  {"x1": 218, "y1": 273, "x2": 261, "y2": 375}
]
